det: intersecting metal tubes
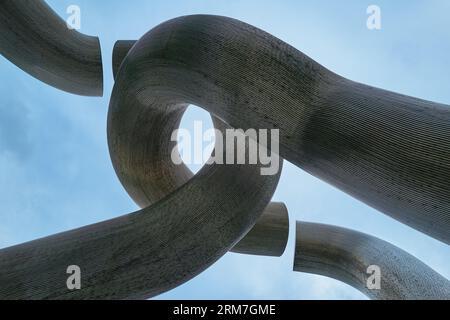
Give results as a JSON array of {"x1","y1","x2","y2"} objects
[
  {"x1": 0, "y1": 12, "x2": 448, "y2": 300},
  {"x1": 112, "y1": 39, "x2": 289, "y2": 257},
  {"x1": 111, "y1": 15, "x2": 450, "y2": 243}
]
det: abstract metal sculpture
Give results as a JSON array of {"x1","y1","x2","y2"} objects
[{"x1": 0, "y1": 2, "x2": 449, "y2": 300}]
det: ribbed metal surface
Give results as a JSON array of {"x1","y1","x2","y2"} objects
[
  {"x1": 294, "y1": 222, "x2": 450, "y2": 300},
  {"x1": 110, "y1": 15, "x2": 450, "y2": 243},
  {"x1": 0, "y1": 0, "x2": 103, "y2": 96},
  {"x1": 0, "y1": 11, "x2": 448, "y2": 300},
  {"x1": 112, "y1": 39, "x2": 289, "y2": 258}
]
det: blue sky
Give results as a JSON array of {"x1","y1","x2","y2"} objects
[{"x1": 0, "y1": 0, "x2": 449, "y2": 299}]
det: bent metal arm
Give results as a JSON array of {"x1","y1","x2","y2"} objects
[
  {"x1": 0, "y1": 0, "x2": 103, "y2": 96},
  {"x1": 294, "y1": 221, "x2": 450, "y2": 300}
]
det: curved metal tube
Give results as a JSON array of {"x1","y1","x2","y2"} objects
[
  {"x1": 112, "y1": 39, "x2": 289, "y2": 257},
  {"x1": 0, "y1": 0, "x2": 103, "y2": 96},
  {"x1": 294, "y1": 222, "x2": 450, "y2": 300},
  {"x1": 0, "y1": 149, "x2": 282, "y2": 299}
]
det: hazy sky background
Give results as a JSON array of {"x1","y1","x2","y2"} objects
[{"x1": 0, "y1": 0, "x2": 449, "y2": 299}]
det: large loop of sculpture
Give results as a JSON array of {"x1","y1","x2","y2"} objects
[
  {"x1": 112, "y1": 15, "x2": 450, "y2": 244},
  {"x1": 0, "y1": 4, "x2": 449, "y2": 300}
]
